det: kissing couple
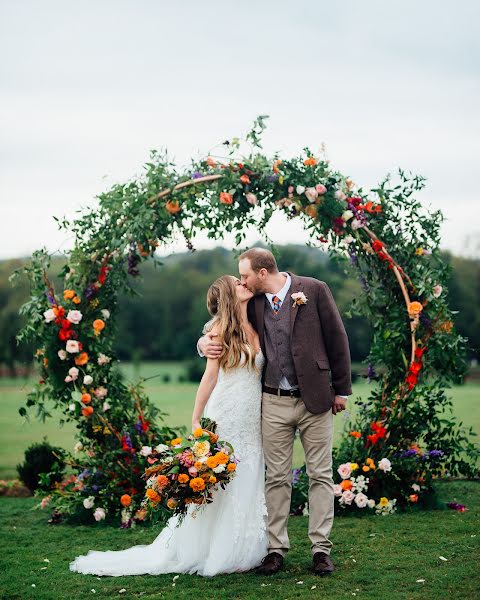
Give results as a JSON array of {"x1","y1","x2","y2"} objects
[{"x1": 70, "y1": 247, "x2": 352, "y2": 578}]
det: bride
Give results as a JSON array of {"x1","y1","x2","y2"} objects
[{"x1": 69, "y1": 275, "x2": 268, "y2": 577}]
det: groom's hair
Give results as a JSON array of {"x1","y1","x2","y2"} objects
[{"x1": 239, "y1": 248, "x2": 279, "y2": 273}]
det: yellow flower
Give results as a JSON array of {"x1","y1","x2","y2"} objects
[
  {"x1": 167, "y1": 498, "x2": 178, "y2": 509},
  {"x1": 193, "y1": 428, "x2": 204, "y2": 438},
  {"x1": 209, "y1": 476, "x2": 217, "y2": 484},
  {"x1": 362, "y1": 465, "x2": 370, "y2": 472},
  {"x1": 170, "y1": 438, "x2": 182, "y2": 446},
  {"x1": 72, "y1": 296, "x2": 81, "y2": 304},
  {"x1": 194, "y1": 461, "x2": 204, "y2": 470},
  {"x1": 415, "y1": 247, "x2": 424, "y2": 255},
  {"x1": 63, "y1": 289, "x2": 75, "y2": 300},
  {"x1": 278, "y1": 175, "x2": 284, "y2": 185},
  {"x1": 193, "y1": 440, "x2": 210, "y2": 457},
  {"x1": 350, "y1": 463, "x2": 359, "y2": 471},
  {"x1": 379, "y1": 497, "x2": 389, "y2": 507}
]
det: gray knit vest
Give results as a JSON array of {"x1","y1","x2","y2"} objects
[{"x1": 263, "y1": 294, "x2": 298, "y2": 388}]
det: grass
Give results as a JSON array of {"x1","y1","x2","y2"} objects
[
  {"x1": 1, "y1": 362, "x2": 479, "y2": 479},
  {"x1": 0, "y1": 480, "x2": 478, "y2": 600}
]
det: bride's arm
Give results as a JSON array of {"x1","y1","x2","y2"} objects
[{"x1": 191, "y1": 357, "x2": 220, "y2": 431}]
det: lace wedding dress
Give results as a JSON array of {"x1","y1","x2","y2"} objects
[{"x1": 69, "y1": 350, "x2": 268, "y2": 577}]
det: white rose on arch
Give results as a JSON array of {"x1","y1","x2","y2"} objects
[
  {"x1": 101, "y1": 309, "x2": 110, "y2": 320},
  {"x1": 93, "y1": 507, "x2": 106, "y2": 521},
  {"x1": 43, "y1": 308, "x2": 56, "y2": 323},
  {"x1": 140, "y1": 446, "x2": 152, "y2": 457},
  {"x1": 337, "y1": 463, "x2": 352, "y2": 479},
  {"x1": 66, "y1": 310, "x2": 83, "y2": 324},
  {"x1": 66, "y1": 340, "x2": 80, "y2": 353},
  {"x1": 378, "y1": 458, "x2": 392, "y2": 472},
  {"x1": 83, "y1": 496, "x2": 95, "y2": 509}
]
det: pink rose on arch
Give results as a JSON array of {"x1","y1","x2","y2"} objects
[
  {"x1": 315, "y1": 183, "x2": 327, "y2": 195},
  {"x1": 66, "y1": 340, "x2": 80, "y2": 353},
  {"x1": 245, "y1": 192, "x2": 258, "y2": 206},
  {"x1": 341, "y1": 490, "x2": 355, "y2": 505},
  {"x1": 66, "y1": 310, "x2": 83, "y2": 324},
  {"x1": 94, "y1": 386, "x2": 108, "y2": 399},
  {"x1": 337, "y1": 463, "x2": 352, "y2": 479},
  {"x1": 333, "y1": 484, "x2": 343, "y2": 496},
  {"x1": 93, "y1": 507, "x2": 106, "y2": 521}
]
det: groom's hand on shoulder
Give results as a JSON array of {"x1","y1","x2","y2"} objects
[
  {"x1": 332, "y1": 395, "x2": 347, "y2": 415},
  {"x1": 199, "y1": 332, "x2": 223, "y2": 359}
]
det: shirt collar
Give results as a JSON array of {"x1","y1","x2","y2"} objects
[{"x1": 265, "y1": 272, "x2": 291, "y2": 303}]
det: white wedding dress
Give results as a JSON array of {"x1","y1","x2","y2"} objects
[{"x1": 69, "y1": 350, "x2": 268, "y2": 577}]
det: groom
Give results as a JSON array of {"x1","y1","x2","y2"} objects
[{"x1": 198, "y1": 248, "x2": 352, "y2": 576}]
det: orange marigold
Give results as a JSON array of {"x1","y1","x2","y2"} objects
[
  {"x1": 178, "y1": 474, "x2": 189, "y2": 484},
  {"x1": 206, "y1": 456, "x2": 219, "y2": 469},
  {"x1": 349, "y1": 431, "x2": 362, "y2": 439},
  {"x1": 304, "y1": 157, "x2": 317, "y2": 167},
  {"x1": 189, "y1": 477, "x2": 206, "y2": 492},
  {"x1": 120, "y1": 494, "x2": 131, "y2": 507},
  {"x1": 193, "y1": 428, "x2": 204, "y2": 438},
  {"x1": 215, "y1": 452, "x2": 229, "y2": 465},
  {"x1": 63, "y1": 289, "x2": 75, "y2": 300},
  {"x1": 167, "y1": 498, "x2": 178, "y2": 509},
  {"x1": 74, "y1": 352, "x2": 89, "y2": 366},
  {"x1": 170, "y1": 438, "x2": 182, "y2": 446},
  {"x1": 209, "y1": 476, "x2": 217, "y2": 484},
  {"x1": 194, "y1": 461, "x2": 204, "y2": 470},
  {"x1": 157, "y1": 475, "x2": 169, "y2": 487},
  {"x1": 227, "y1": 463, "x2": 236, "y2": 472},
  {"x1": 72, "y1": 296, "x2": 81, "y2": 304},
  {"x1": 146, "y1": 488, "x2": 161, "y2": 503}
]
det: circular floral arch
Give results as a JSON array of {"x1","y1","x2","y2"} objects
[{"x1": 13, "y1": 116, "x2": 477, "y2": 524}]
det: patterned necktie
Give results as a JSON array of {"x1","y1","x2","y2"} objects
[{"x1": 272, "y1": 295, "x2": 282, "y2": 314}]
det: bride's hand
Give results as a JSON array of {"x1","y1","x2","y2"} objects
[{"x1": 192, "y1": 420, "x2": 201, "y2": 432}]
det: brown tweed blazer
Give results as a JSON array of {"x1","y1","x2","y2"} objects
[{"x1": 247, "y1": 272, "x2": 352, "y2": 414}]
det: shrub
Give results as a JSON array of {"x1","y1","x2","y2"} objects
[{"x1": 16, "y1": 437, "x2": 66, "y2": 492}]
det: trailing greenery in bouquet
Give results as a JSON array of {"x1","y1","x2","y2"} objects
[{"x1": 139, "y1": 418, "x2": 238, "y2": 527}]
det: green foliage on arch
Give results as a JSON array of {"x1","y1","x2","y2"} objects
[{"x1": 11, "y1": 117, "x2": 477, "y2": 524}]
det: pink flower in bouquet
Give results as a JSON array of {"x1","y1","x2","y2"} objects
[
  {"x1": 179, "y1": 450, "x2": 195, "y2": 467},
  {"x1": 188, "y1": 466, "x2": 198, "y2": 476},
  {"x1": 93, "y1": 507, "x2": 106, "y2": 521},
  {"x1": 305, "y1": 187, "x2": 319, "y2": 203}
]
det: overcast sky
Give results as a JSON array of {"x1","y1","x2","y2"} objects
[{"x1": 1, "y1": 0, "x2": 479, "y2": 260}]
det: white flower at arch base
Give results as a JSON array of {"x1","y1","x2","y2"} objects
[
  {"x1": 83, "y1": 375, "x2": 93, "y2": 385},
  {"x1": 291, "y1": 292, "x2": 308, "y2": 307},
  {"x1": 93, "y1": 507, "x2": 106, "y2": 521},
  {"x1": 83, "y1": 496, "x2": 95, "y2": 509},
  {"x1": 340, "y1": 490, "x2": 355, "y2": 505},
  {"x1": 140, "y1": 446, "x2": 152, "y2": 457},
  {"x1": 378, "y1": 458, "x2": 392, "y2": 472}
]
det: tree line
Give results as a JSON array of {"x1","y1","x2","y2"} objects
[{"x1": 1, "y1": 245, "x2": 478, "y2": 375}]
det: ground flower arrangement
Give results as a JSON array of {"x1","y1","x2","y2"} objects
[{"x1": 140, "y1": 418, "x2": 238, "y2": 526}]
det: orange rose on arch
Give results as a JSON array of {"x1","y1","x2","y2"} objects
[
  {"x1": 165, "y1": 200, "x2": 181, "y2": 215},
  {"x1": 81, "y1": 393, "x2": 92, "y2": 404},
  {"x1": 74, "y1": 352, "x2": 89, "y2": 366},
  {"x1": 81, "y1": 406, "x2": 94, "y2": 417},
  {"x1": 120, "y1": 494, "x2": 131, "y2": 507}
]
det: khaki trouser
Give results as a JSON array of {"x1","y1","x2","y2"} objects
[{"x1": 261, "y1": 391, "x2": 334, "y2": 557}]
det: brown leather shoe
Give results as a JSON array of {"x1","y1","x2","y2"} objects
[
  {"x1": 312, "y1": 552, "x2": 335, "y2": 576},
  {"x1": 255, "y1": 552, "x2": 284, "y2": 575}
]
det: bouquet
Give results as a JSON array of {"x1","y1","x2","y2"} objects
[{"x1": 140, "y1": 418, "x2": 238, "y2": 526}]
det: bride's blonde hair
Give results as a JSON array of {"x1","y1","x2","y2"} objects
[{"x1": 205, "y1": 275, "x2": 257, "y2": 371}]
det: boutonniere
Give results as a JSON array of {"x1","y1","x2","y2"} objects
[{"x1": 291, "y1": 292, "x2": 308, "y2": 307}]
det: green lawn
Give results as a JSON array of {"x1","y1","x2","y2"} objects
[
  {"x1": 0, "y1": 480, "x2": 478, "y2": 599},
  {"x1": 1, "y1": 362, "x2": 479, "y2": 479}
]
